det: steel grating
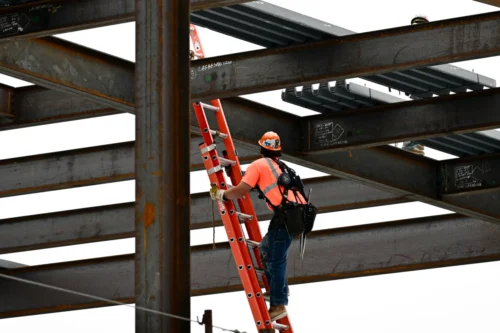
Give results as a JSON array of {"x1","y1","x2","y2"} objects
[
  {"x1": 284, "y1": 80, "x2": 500, "y2": 157},
  {"x1": 192, "y1": 1, "x2": 496, "y2": 96},
  {"x1": 282, "y1": 80, "x2": 404, "y2": 113}
]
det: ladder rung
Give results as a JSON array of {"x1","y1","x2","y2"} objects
[
  {"x1": 201, "y1": 144, "x2": 216, "y2": 154},
  {"x1": 236, "y1": 212, "x2": 253, "y2": 222},
  {"x1": 210, "y1": 130, "x2": 228, "y2": 139},
  {"x1": 246, "y1": 239, "x2": 260, "y2": 248},
  {"x1": 207, "y1": 165, "x2": 222, "y2": 175},
  {"x1": 200, "y1": 102, "x2": 220, "y2": 112},
  {"x1": 219, "y1": 157, "x2": 236, "y2": 167},
  {"x1": 273, "y1": 322, "x2": 289, "y2": 331},
  {"x1": 255, "y1": 268, "x2": 265, "y2": 276}
]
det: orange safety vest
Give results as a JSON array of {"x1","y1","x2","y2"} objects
[{"x1": 250, "y1": 158, "x2": 306, "y2": 210}]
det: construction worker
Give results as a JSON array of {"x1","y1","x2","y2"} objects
[{"x1": 210, "y1": 131, "x2": 305, "y2": 321}]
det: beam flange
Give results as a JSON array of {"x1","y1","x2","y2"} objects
[{"x1": 2, "y1": 214, "x2": 500, "y2": 318}]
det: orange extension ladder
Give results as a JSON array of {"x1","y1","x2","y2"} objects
[{"x1": 190, "y1": 24, "x2": 294, "y2": 333}]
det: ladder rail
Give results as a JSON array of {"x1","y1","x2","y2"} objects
[
  {"x1": 190, "y1": 24, "x2": 294, "y2": 332},
  {"x1": 197, "y1": 119, "x2": 273, "y2": 331},
  {"x1": 190, "y1": 26, "x2": 269, "y2": 289}
]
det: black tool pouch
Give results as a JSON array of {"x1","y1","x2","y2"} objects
[
  {"x1": 280, "y1": 202, "x2": 306, "y2": 237},
  {"x1": 303, "y1": 203, "x2": 318, "y2": 234}
]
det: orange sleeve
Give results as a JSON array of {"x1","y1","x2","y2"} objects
[{"x1": 241, "y1": 161, "x2": 260, "y2": 188}]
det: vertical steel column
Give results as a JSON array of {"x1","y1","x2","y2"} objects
[{"x1": 135, "y1": 0, "x2": 191, "y2": 332}]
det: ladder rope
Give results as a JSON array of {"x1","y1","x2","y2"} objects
[
  {"x1": 0, "y1": 272, "x2": 246, "y2": 333},
  {"x1": 212, "y1": 200, "x2": 216, "y2": 249}
]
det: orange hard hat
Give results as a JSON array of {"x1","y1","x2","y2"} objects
[{"x1": 258, "y1": 131, "x2": 281, "y2": 151}]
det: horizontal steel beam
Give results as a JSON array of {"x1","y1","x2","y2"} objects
[
  {"x1": 0, "y1": 139, "x2": 261, "y2": 197},
  {"x1": 0, "y1": 37, "x2": 135, "y2": 112},
  {"x1": 441, "y1": 152, "x2": 500, "y2": 195},
  {"x1": 303, "y1": 88, "x2": 500, "y2": 153},
  {"x1": 285, "y1": 145, "x2": 500, "y2": 224},
  {"x1": 0, "y1": 177, "x2": 408, "y2": 254},
  {"x1": 0, "y1": 86, "x2": 117, "y2": 129},
  {"x1": 3, "y1": 11, "x2": 500, "y2": 111},
  {"x1": 190, "y1": 11, "x2": 500, "y2": 99},
  {"x1": 2, "y1": 214, "x2": 500, "y2": 318},
  {"x1": 439, "y1": 153, "x2": 500, "y2": 218},
  {"x1": 0, "y1": 0, "x2": 254, "y2": 41},
  {"x1": 1, "y1": 85, "x2": 499, "y2": 224}
]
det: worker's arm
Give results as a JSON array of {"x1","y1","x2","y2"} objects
[
  {"x1": 223, "y1": 182, "x2": 253, "y2": 200},
  {"x1": 210, "y1": 161, "x2": 259, "y2": 202}
]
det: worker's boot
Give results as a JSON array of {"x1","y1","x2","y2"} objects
[
  {"x1": 269, "y1": 305, "x2": 287, "y2": 321},
  {"x1": 263, "y1": 286, "x2": 290, "y2": 302}
]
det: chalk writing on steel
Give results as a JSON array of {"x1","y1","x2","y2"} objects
[{"x1": 313, "y1": 122, "x2": 347, "y2": 147}]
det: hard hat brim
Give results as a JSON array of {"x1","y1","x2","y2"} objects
[{"x1": 258, "y1": 140, "x2": 281, "y2": 151}]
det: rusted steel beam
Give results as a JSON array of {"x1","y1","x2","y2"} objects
[
  {"x1": 0, "y1": 37, "x2": 135, "y2": 112},
  {"x1": 0, "y1": 87, "x2": 281, "y2": 133},
  {"x1": 0, "y1": 142, "x2": 135, "y2": 197},
  {"x1": 303, "y1": 88, "x2": 500, "y2": 154},
  {"x1": 0, "y1": 176, "x2": 408, "y2": 254},
  {"x1": 190, "y1": 11, "x2": 500, "y2": 99},
  {"x1": 3, "y1": 11, "x2": 500, "y2": 111},
  {"x1": 0, "y1": 140, "x2": 259, "y2": 197},
  {"x1": 1, "y1": 86, "x2": 498, "y2": 223},
  {"x1": 0, "y1": 0, "x2": 254, "y2": 41},
  {"x1": 2, "y1": 214, "x2": 500, "y2": 318},
  {"x1": 135, "y1": 0, "x2": 191, "y2": 332},
  {"x1": 0, "y1": 86, "x2": 117, "y2": 129},
  {"x1": 441, "y1": 152, "x2": 500, "y2": 195},
  {"x1": 439, "y1": 153, "x2": 500, "y2": 219},
  {"x1": 286, "y1": 145, "x2": 500, "y2": 224}
]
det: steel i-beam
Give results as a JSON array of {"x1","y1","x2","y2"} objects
[
  {"x1": 135, "y1": 0, "x2": 190, "y2": 332},
  {"x1": 2, "y1": 214, "x2": 500, "y2": 318},
  {"x1": 0, "y1": 0, "x2": 254, "y2": 41}
]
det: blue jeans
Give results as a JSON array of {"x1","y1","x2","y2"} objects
[{"x1": 260, "y1": 224, "x2": 292, "y2": 307}]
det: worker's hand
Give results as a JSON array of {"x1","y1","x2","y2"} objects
[{"x1": 210, "y1": 185, "x2": 226, "y2": 201}]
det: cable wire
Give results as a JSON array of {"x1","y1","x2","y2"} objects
[{"x1": 0, "y1": 272, "x2": 246, "y2": 333}]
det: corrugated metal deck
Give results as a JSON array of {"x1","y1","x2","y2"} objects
[{"x1": 281, "y1": 80, "x2": 403, "y2": 113}]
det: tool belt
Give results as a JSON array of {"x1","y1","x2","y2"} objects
[{"x1": 273, "y1": 202, "x2": 317, "y2": 237}]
